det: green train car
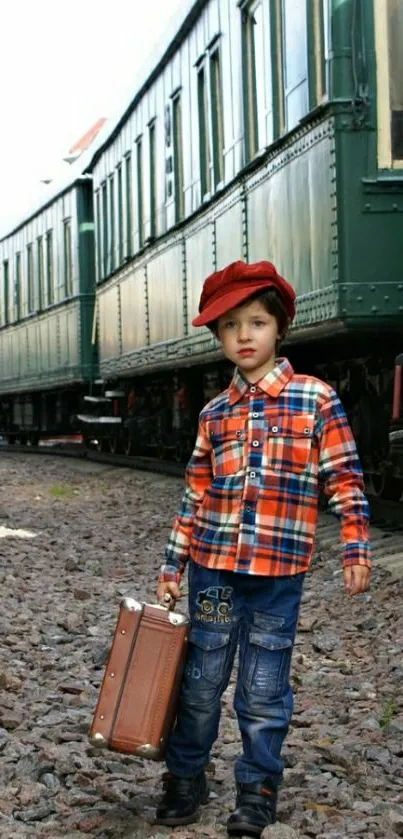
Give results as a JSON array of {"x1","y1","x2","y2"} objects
[
  {"x1": 0, "y1": 0, "x2": 402, "y2": 497},
  {"x1": 82, "y1": 0, "x2": 402, "y2": 497},
  {"x1": 0, "y1": 175, "x2": 96, "y2": 442}
]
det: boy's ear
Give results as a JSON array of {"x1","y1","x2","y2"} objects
[{"x1": 279, "y1": 317, "x2": 291, "y2": 341}]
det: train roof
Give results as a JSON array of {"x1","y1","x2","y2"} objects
[
  {"x1": 84, "y1": 0, "x2": 206, "y2": 169},
  {"x1": 0, "y1": 131, "x2": 103, "y2": 243},
  {"x1": 0, "y1": 0, "x2": 204, "y2": 242}
]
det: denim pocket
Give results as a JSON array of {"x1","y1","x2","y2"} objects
[
  {"x1": 252, "y1": 612, "x2": 285, "y2": 632},
  {"x1": 186, "y1": 627, "x2": 230, "y2": 686},
  {"x1": 245, "y1": 631, "x2": 293, "y2": 698}
]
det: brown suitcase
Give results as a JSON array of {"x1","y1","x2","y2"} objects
[{"x1": 89, "y1": 597, "x2": 189, "y2": 759}]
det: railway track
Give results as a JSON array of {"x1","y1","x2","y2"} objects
[
  {"x1": 3, "y1": 444, "x2": 403, "y2": 579},
  {"x1": 2, "y1": 443, "x2": 185, "y2": 477}
]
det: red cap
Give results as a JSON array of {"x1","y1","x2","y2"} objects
[{"x1": 192, "y1": 260, "x2": 296, "y2": 327}]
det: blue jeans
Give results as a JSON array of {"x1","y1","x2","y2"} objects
[{"x1": 166, "y1": 561, "x2": 305, "y2": 787}]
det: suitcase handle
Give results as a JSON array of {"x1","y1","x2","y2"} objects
[
  {"x1": 121, "y1": 594, "x2": 176, "y2": 612},
  {"x1": 159, "y1": 592, "x2": 175, "y2": 611}
]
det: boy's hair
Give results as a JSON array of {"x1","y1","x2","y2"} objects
[{"x1": 208, "y1": 288, "x2": 290, "y2": 341}]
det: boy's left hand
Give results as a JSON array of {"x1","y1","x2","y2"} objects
[{"x1": 343, "y1": 564, "x2": 371, "y2": 596}]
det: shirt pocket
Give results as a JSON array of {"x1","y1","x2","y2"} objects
[
  {"x1": 265, "y1": 414, "x2": 314, "y2": 474},
  {"x1": 208, "y1": 417, "x2": 246, "y2": 476}
]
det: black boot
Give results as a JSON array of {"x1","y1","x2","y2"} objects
[
  {"x1": 156, "y1": 770, "x2": 209, "y2": 826},
  {"x1": 227, "y1": 780, "x2": 277, "y2": 837}
]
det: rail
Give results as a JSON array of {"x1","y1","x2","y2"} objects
[{"x1": 3, "y1": 443, "x2": 402, "y2": 531}]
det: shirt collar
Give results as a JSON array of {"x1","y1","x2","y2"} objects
[{"x1": 228, "y1": 358, "x2": 294, "y2": 405}]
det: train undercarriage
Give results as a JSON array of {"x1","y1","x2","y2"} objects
[
  {"x1": 1, "y1": 332, "x2": 401, "y2": 502},
  {"x1": 76, "y1": 330, "x2": 403, "y2": 501},
  {"x1": 0, "y1": 387, "x2": 87, "y2": 446}
]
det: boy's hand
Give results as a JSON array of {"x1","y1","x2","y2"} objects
[
  {"x1": 156, "y1": 580, "x2": 182, "y2": 605},
  {"x1": 343, "y1": 565, "x2": 371, "y2": 596}
]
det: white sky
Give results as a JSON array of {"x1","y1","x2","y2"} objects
[{"x1": 0, "y1": 0, "x2": 187, "y2": 236}]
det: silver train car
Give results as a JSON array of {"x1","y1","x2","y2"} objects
[
  {"x1": 0, "y1": 170, "x2": 96, "y2": 442},
  {"x1": 81, "y1": 0, "x2": 403, "y2": 497}
]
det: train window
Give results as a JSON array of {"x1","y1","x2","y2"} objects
[
  {"x1": 310, "y1": 0, "x2": 329, "y2": 105},
  {"x1": 27, "y1": 244, "x2": 34, "y2": 313},
  {"x1": 282, "y1": 0, "x2": 308, "y2": 130},
  {"x1": 117, "y1": 164, "x2": 123, "y2": 265},
  {"x1": 149, "y1": 121, "x2": 157, "y2": 235},
  {"x1": 210, "y1": 50, "x2": 225, "y2": 187},
  {"x1": 242, "y1": 1, "x2": 273, "y2": 160},
  {"x1": 64, "y1": 220, "x2": 73, "y2": 298},
  {"x1": 375, "y1": 0, "x2": 403, "y2": 167},
  {"x1": 109, "y1": 175, "x2": 115, "y2": 273},
  {"x1": 197, "y1": 64, "x2": 212, "y2": 198},
  {"x1": 46, "y1": 230, "x2": 54, "y2": 305},
  {"x1": 101, "y1": 182, "x2": 108, "y2": 277},
  {"x1": 322, "y1": 0, "x2": 330, "y2": 100},
  {"x1": 3, "y1": 260, "x2": 9, "y2": 325},
  {"x1": 95, "y1": 190, "x2": 102, "y2": 282},
  {"x1": 14, "y1": 252, "x2": 21, "y2": 321},
  {"x1": 172, "y1": 96, "x2": 184, "y2": 221},
  {"x1": 387, "y1": 0, "x2": 403, "y2": 161},
  {"x1": 37, "y1": 237, "x2": 44, "y2": 310},
  {"x1": 136, "y1": 136, "x2": 144, "y2": 248},
  {"x1": 125, "y1": 152, "x2": 133, "y2": 258}
]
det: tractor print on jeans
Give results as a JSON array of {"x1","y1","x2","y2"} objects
[{"x1": 195, "y1": 586, "x2": 234, "y2": 624}]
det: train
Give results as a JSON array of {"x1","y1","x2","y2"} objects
[{"x1": 0, "y1": 0, "x2": 402, "y2": 500}]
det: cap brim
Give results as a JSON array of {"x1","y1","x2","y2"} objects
[{"x1": 192, "y1": 281, "x2": 281, "y2": 327}]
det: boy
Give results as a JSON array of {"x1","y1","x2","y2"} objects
[{"x1": 156, "y1": 260, "x2": 371, "y2": 837}]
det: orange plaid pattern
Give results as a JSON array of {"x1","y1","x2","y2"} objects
[{"x1": 160, "y1": 359, "x2": 371, "y2": 583}]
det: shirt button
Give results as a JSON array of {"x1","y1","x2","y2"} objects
[
  {"x1": 304, "y1": 428, "x2": 310, "y2": 434},
  {"x1": 250, "y1": 386, "x2": 256, "y2": 393},
  {"x1": 250, "y1": 471, "x2": 256, "y2": 478},
  {"x1": 252, "y1": 412, "x2": 259, "y2": 418},
  {"x1": 252, "y1": 440, "x2": 259, "y2": 447},
  {"x1": 271, "y1": 426, "x2": 278, "y2": 433}
]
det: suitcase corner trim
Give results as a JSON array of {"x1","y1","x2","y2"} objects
[
  {"x1": 135, "y1": 743, "x2": 161, "y2": 759},
  {"x1": 89, "y1": 731, "x2": 108, "y2": 749},
  {"x1": 120, "y1": 597, "x2": 142, "y2": 612}
]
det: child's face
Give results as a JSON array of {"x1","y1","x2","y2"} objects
[{"x1": 216, "y1": 298, "x2": 279, "y2": 382}]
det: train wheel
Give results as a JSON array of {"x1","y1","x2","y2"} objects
[
  {"x1": 382, "y1": 476, "x2": 403, "y2": 501},
  {"x1": 123, "y1": 436, "x2": 135, "y2": 455},
  {"x1": 109, "y1": 436, "x2": 119, "y2": 454},
  {"x1": 174, "y1": 439, "x2": 187, "y2": 463},
  {"x1": 368, "y1": 473, "x2": 385, "y2": 497},
  {"x1": 157, "y1": 439, "x2": 166, "y2": 460},
  {"x1": 368, "y1": 472, "x2": 403, "y2": 501}
]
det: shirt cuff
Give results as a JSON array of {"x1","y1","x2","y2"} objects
[
  {"x1": 158, "y1": 563, "x2": 183, "y2": 585},
  {"x1": 342, "y1": 542, "x2": 371, "y2": 568}
]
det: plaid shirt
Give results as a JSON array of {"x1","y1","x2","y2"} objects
[{"x1": 160, "y1": 358, "x2": 370, "y2": 583}]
